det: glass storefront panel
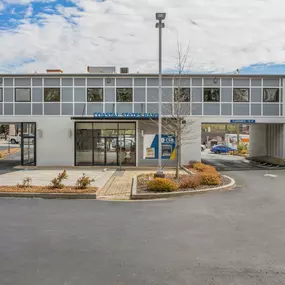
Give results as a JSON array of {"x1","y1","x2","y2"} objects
[
  {"x1": 119, "y1": 134, "x2": 136, "y2": 166},
  {"x1": 21, "y1": 123, "x2": 36, "y2": 166},
  {"x1": 93, "y1": 137, "x2": 105, "y2": 165},
  {"x1": 76, "y1": 124, "x2": 93, "y2": 166},
  {"x1": 119, "y1": 123, "x2": 135, "y2": 130},
  {"x1": 105, "y1": 137, "x2": 118, "y2": 165},
  {"x1": 75, "y1": 122, "x2": 136, "y2": 166},
  {"x1": 93, "y1": 122, "x2": 118, "y2": 129}
]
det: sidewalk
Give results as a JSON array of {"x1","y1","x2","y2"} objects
[
  {"x1": 96, "y1": 170, "x2": 146, "y2": 199},
  {"x1": 0, "y1": 169, "x2": 115, "y2": 189}
]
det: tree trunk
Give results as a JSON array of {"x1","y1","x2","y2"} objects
[
  {"x1": 175, "y1": 129, "x2": 181, "y2": 179},
  {"x1": 175, "y1": 143, "x2": 180, "y2": 179}
]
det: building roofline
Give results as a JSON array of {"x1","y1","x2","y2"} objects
[{"x1": 0, "y1": 73, "x2": 284, "y2": 78}]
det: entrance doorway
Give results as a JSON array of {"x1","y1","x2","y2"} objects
[
  {"x1": 75, "y1": 122, "x2": 136, "y2": 166},
  {"x1": 21, "y1": 122, "x2": 36, "y2": 166},
  {"x1": 0, "y1": 122, "x2": 36, "y2": 167}
]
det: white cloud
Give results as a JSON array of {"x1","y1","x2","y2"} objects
[
  {"x1": 25, "y1": 3, "x2": 33, "y2": 17},
  {"x1": 0, "y1": 1, "x2": 4, "y2": 11},
  {"x1": 1, "y1": 0, "x2": 285, "y2": 73},
  {"x1": 3, "y1": 0, "x2": 55, "y2": 4}
]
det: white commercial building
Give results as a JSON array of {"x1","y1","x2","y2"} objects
[{"x1": 0, "y1": 68, "x2": 284, "y2": 166}]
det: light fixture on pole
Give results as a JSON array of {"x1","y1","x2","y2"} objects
[{"x1": 154, "y1": 12, "x2": 166, "y2": 178}]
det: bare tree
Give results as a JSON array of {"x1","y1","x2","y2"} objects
[{"x1": 147, "y1": 41, "x2": 197, "y2": 179}]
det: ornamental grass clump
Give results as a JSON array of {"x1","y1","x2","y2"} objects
[
  {"x1": 147, "y1": 178, "x2": 178, "y2": 192},
  {"x1": 179, "y1": 175, "x2": 201, "y2": 189}
]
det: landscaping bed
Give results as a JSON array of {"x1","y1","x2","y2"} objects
[
  {"x1": 137, "y1": 162, "x2": 231, "y2": 194},
  {"x1": 0, "y1": 170, "x2": 97, "y2": 195},
  {"x1": 0, "y1": 186, "x2": 97, "y2": 194}
]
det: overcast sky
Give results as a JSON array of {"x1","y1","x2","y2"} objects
[{"x1": 1, "y1": 0, "x2": 285, "y2": 74}]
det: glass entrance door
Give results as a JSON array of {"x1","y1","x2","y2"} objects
[
  {"x1": 105, "y1": 137, "x2": 118, "y2": 165},
  {"x1": 21, "y1": 122, "x2": 36, "y2": 165},
  {"x1": 75, "y1": 122, "x2": 136, "y2": 166},
  {"x1": 93, "y1": 137, "x2": 105, "y2": 165},
  {"x1": 94, "y1": 137, "x2": 118, "y2": 165}
]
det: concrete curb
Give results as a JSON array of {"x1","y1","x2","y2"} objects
[
  {"x1": 131, "y1": 174, "x2": 236, "y2": 200},
  {"x1": 0, "y1": 192, "x2": 97, "y2": 199},
  {"x1": 96, "y1": 195, "x2": 130, "y2": 200}
]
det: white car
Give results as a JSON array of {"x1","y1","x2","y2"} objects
[
  {"x1": 7, "y1": 133, "x2": 34, "y2": 144},
  {"x1": 201, "y1": 144, "x2": 206, "y2": 151}
]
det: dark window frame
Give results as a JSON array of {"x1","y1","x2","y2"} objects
[
  {"x1": 87, "y1": 88, "x2": 104, "y2": 102},
  {"x1": 263, "y1": 88, "x2": 279, "y2": 102},
  {"x1": 0, "y1": 88, "x2": 2, "y2": 102},
  {"x1": 174, "y1": 87, "x2": 190, "y2": 102},
  {"x1": 15, "y1": 88, "x2": 31, "y2": 102},
  {"x1": 233, "y1": 88, "x2": 250, "y2": 102},
  {"x1": 204, "y1": 88, "x2": 220, "y2": 102},
  {"x1": 116, "y1": 88, "x2": 133, "y2": 102},
  {"x1": 44, "y1": 88, "x2": 61, "y2": 102}
]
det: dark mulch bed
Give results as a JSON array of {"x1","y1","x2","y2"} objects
[
  {"x1": 0, "y1": 186, "x2": 97, "y2": 194},
  {"x1": 137, "y1": 173, "x2": 231, "y2": 194}
]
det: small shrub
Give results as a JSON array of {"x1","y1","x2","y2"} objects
[
  {"x1": 193, "y1": 162, "x2": 207, "y2": 172},
  {"x1": 239, "y1": 149, "x2": 248, "y2": 155},
  {"x1": 179, "y1": 175, "x2": 201, "y2": 189},
  {"x1": 193, "y1": 162, "x2": 218, "y2": 175},
  {"x1": 50, "y1": 170, "x2": 68, "y2": 189},
  {"x1": 17, "y1": 177, "x2": 32, "y2": 188},
  {"x1": 147, "y1": 178, "x2": 178, "y2": 192},
  {"x1": 199, "y1": 173, "x2": 221, "y2": 186},
  {"x1": 76, "y1": 173, "x2": 94, "y2": 189},
  {"x1": 0, "y1": 153, "x2": 3, "y2": 159},
  {"x1": 187, "y1": 160, "x2": 199, "y2": 168},
  {"x1": 200, "y1": 165, "x2": 217, "y2": 174},
  {"x1": 237, "y1": 143, "x2": 248, "y2": 153}
]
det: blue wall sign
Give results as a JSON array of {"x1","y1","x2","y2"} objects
[
  {"x1": 144, "y1": 134, "x2": 176, "y2": 160},
  {"x1": 94, "y1": 112, "x2": 159, "y2": 118},
  {"x1": 230, "y1": 120, "x2": 256, "y2": 124}
]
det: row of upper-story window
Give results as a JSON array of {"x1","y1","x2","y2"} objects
[
  {"x1": 0, "y1": 87, "x2": 281, "y2": 103},
  {"x1": 0, "y1": 77, "x2": 282, "y2": 88}
]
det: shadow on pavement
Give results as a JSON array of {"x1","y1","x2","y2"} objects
[{"x1": 0, "y1": 152, "x2": 21, "y2": 175}]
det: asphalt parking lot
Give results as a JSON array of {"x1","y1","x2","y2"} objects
[
  {"x1": 201, "y1": 149, "x2": 263, "y2": 171},
  {"x1": 1, "y1": 170, "x2": 285, "y2": 284}
]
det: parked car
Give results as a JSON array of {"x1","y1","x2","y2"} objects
[
  {"x1": 7, "y1": 133, "x2": 34, "y2": 144},
  {"x1": 201, "y1": 144, "x2": 206, "y2": 151},
  {"x1": 210, "y1": 145, "x2": 236, "y2": 154},
  {"x1": 112, "y1": 138, "x2": 135, "y2": 149}
]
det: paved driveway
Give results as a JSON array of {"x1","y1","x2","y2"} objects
[
  {"x1": 202, "y1": 149, "x2": 262, "y2": 171},
  {"x1": 1, "y1": 170, "x2": 285, "y2": 284}
]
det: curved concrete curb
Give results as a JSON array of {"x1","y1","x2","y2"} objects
[
  {"x1": 131, "y1": 175, "x2": 236, "y2": 200},
  {"x1": 0, "y1": 192, "x2": 97, "y2": 199}
]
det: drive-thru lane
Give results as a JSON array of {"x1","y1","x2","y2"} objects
[{"x1": 201, "y1": 149, "x2": 262, "y2": 171}]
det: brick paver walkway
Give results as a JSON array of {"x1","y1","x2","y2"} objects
[
  {"x1": 96, "y1": 169, "x2": 179, "y2": 199},
  {"x1": 96, "y1": 170, "x2": 145, "y2": 198}
]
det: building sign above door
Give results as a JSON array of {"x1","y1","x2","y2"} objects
[
  {"x1": 230, "y1": 120, "x2": 256, "y2": 124},
  {"x1": 94, "y1": 112, "x2": 159, "y2": 118}
]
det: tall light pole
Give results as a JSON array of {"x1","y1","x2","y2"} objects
[{"x1": 155, "y1": 12, "x2": 166, "y2": 178}]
